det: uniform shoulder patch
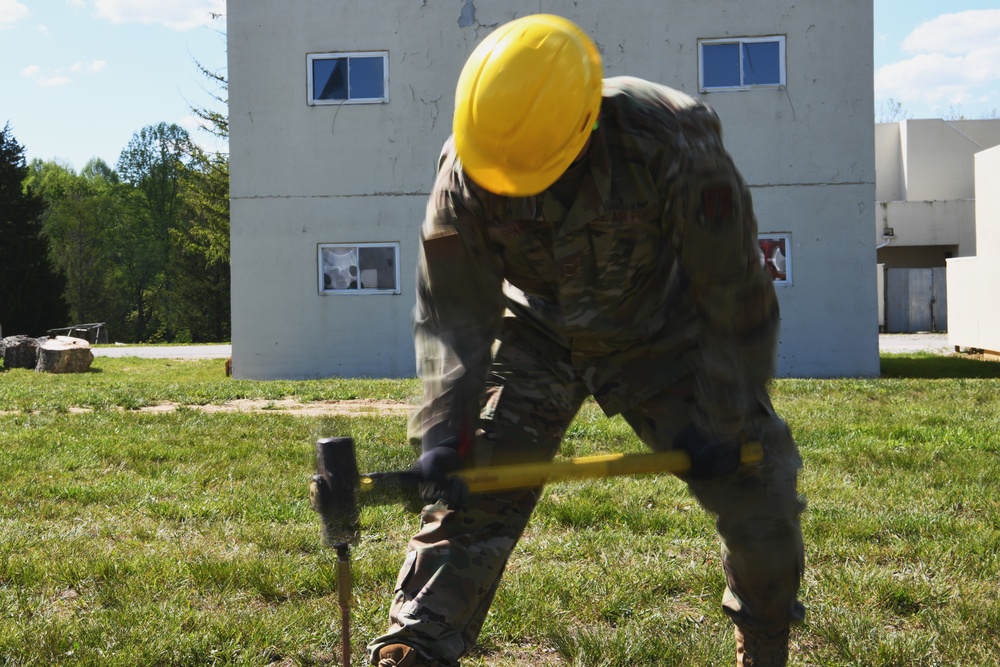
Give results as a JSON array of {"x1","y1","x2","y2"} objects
[{"x1": 700, "y1": 183, "x2": 734, "y2": 230}]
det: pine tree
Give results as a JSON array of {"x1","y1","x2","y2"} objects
[{"x1": 0, "y1": 123, "x2": 68, "y2": 337}]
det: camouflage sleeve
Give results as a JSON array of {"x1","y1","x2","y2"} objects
[
  {"x1": 669, "y1": 118, "x2": 780, "y2": 439},
  {"x1": 408, "y1": 144, "x2": 505, "y2": 454}
]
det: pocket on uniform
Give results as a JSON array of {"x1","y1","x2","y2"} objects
[
  {"x1": 393, "y1": 549, "x2": 418, "y2": 596},
  {"x1": 588, "y1": 204, "x2": 661, "y2": 299}
]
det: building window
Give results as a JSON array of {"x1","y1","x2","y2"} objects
[
  {"x1": 308, "y1": 52, "x2": 388, "y2": 105},
  {"x1": 758, "y1": 234, "x2": 791, "y2": 285},
  {"x1": 319, "y1": 243, "x2": 400, "y2": 294},
  {"x1": 699, "y1": 37, "x2": 785, "y2": 91}
]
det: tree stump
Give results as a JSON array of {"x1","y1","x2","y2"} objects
[
  {"x1": 2, "y1": 335, "x2": 40, "y2": 369},
  {"x1": 35, "y1": 336, "x2": 94, "y2": 373}
]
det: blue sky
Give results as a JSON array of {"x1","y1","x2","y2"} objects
[
  {"x1": 2, "y1": 1, "x2": 1000, "y2": 173},
  {"x1": 873, "y1": 0, "x2": 1000, "y2": 120},
  {"x1": 1, "y1": 0, "x2": 227, "y2": 171}
]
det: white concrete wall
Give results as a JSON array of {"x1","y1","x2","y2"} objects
[
  {"x1": 877, "y1": 263, "x2": 885, "y2": 328},
  {"x1": 229, "y1": 0, "x2": 879, "y2": 379},
  {"x1": 875, "y1": 123, "x2": 902, "y2": 202},
  {"x1": 877, "y1": 199, "x2": 976, "y2": 253},
  {"x1": 948, "y1": 146, "x2": 1000, "y2": 353},
  {"x1": 899, "y1": 119, "x2": 1000, "y2": 202},
  {"x1": 975, "y1": 148, "x2": 1000, "y2": 254},
  {"x1": 875, "y1": 119, "x2": 1000, "y2": 270},
  {"x1": 946, "y1": 257, "x2": 980, "y2": 347},
  {"x1": 228, "y1": 2, "x2": 448, "y2": 379}
]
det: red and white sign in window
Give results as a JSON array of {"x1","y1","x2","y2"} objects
[{"x1": 758, "y1": 234, "x2": 790, "y2": 284}]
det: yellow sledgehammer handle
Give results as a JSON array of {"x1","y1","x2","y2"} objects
[{"x1": 452, "y1": 442, "x2": 763, "y2": 494}]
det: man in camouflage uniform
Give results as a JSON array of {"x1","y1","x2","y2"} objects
[{"x1": 369, "y1": 14, "x2": 805, "y2": 667}]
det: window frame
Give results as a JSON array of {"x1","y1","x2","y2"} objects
[
  {"x1": 698, "y1": 36, "x2": 786, "y2": 92},
  {"x1": 758, "y1": 233, "x2": 792, "y2": 286},
  {"x1": 317, "y1": 242, "x2": 401, "y2": 295},
  {"x1": 307, "y1": 51, "x2": 389, "y2": 105}
]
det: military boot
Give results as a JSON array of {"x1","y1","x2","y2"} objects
[
  {"x1": 374, "y1": 643, "x2": 430, "y2": 667},
  {"x1": 735, "y1": 625, "x2": 789, "y2": 667}
]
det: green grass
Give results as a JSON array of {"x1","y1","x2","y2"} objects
[
  {"x1": 0, "y1": 354, "x2": 998, "y2": 665},
  {"x1": 0, "y1": 357, "x2": 419, "y2": 413}
]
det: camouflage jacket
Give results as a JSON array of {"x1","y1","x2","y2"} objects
[{"x1": 412, "y1": 76, "x2": 779, "y2": 448}]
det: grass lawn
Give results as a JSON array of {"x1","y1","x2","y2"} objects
[{"x1": 0, "y1": 354, "x2": 998, "y2": 666}]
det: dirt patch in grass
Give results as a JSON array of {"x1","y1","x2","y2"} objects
[
  {"x1": 201, "y1": 397, "x2": 414, "y2": 416},
  {"x1": 45, "y1": 398, "x2": 414, "y2": 417}
]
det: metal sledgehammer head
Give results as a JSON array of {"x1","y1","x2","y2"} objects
[
  {"x1": 309, "y1": 437, "x2": 361, "y2": 545},
  {"x1": 309, "y1": 438, "x2": 357, "y2": 667}
]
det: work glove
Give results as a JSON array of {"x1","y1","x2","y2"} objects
[
  {"x1": 673, "y1": 424, "x2": 745, "y2": 479},
  {"x1": 411, "y1": 444, "x2": 469, "y2": 508}
]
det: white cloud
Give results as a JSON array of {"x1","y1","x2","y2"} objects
[
  {"x1": 21, "y1": 65, "x2": 73, "y2": 87},
  {"x1": 93, "y1": 0, "x2": 224, "y2": 31},
  {"x1": 875, "y1": 9, "x2": 1000, "y2": 115},
  {"x1": 70, "y1": 60, "x2": 107, "y2": 74},
  {"x1": 20, "y1": 61, "x2": 104, "y2": 88},
  {"x1": 0, "y1": 0, "x2": 29, "y2": 26},
  {"x1": 38, "y1": 75, "x2": 71, "y2": 87},
  {"x1": 902, "y1": 10, "x2": 1000, "y2": 56},
  {"x1": 38, "y1": 23, "x2": 49, "y2": 34}
]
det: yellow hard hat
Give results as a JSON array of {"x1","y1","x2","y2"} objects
[{"x1": 453, "y1": 14, "x2": 603, "y2": 196}]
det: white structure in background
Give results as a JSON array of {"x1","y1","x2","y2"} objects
[
  {"x1": 227, "y1": 1, "x2": 878, "y2": 380},
  {"x1": 874, "y1": 119, "x2": 1000, "y2": 332},
  {"x1": 947, "y1": 146, "x2": 1000, "y2": 355}
]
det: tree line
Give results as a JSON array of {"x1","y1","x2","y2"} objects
[{"x1": 1, "y1": 70, "x2": 229, "y2": 343}]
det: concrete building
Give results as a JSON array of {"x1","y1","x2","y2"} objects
[
  {"x1": 947, "y1": 145, "x2": 1000, "y2": 355},
  {"x1": 228, "y1": 1, "x2": 878, "y2": 380},
  {"x1": 874, "y1": 119, "x2": 1000, "y2": 332}
]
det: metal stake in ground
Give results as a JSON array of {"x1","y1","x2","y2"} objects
[
  {"x1": 335, "y1": 542, "x2": 352, "y2": 667},
  {"x1": 309, "y1": 437, "x2": 360, "y2": 667}
]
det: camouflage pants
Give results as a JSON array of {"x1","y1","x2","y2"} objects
[{"x1": 367, "y1": 317, "x2": 805, "y2": 666}]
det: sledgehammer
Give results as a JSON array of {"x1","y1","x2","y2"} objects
[
  {"x1": 309, "y1": 436, "x2": 765, "y2": 539},
  {"x1": 309, "y1": 438, "x2": 359, "y2": 667},
  {"x1": 308, "y1": 436, "x2": 762, "y2": 665}
]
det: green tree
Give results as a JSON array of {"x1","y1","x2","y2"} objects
[
  {"x1": 0, "y1": 123, "x2": 68, "y2": 337},
  {"x1": 114, "y1": 122, "x2": 194, "y2": 341},
  {"x1": 172, "y1": 147, "x2": 231, "y2": 342},
  {"x1": 174, "y1": 49, "x2": 231, "y2": 342},
  {"x1": 81, "y1": 158, "x2": 120, "y2": 184},
  {"x1": 190, "y1": 58, "x2": 228, "y2": 141},
  {"x1": 27, "y1": 158, "x2": 123, "y2": 329}
]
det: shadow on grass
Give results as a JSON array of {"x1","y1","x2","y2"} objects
[
  {"x1": 0, "y1": 365, "x2": 103, "y2": 373},
  {"x1": 881, "y1": 353, "x2": 1000, "y2": 379}
]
